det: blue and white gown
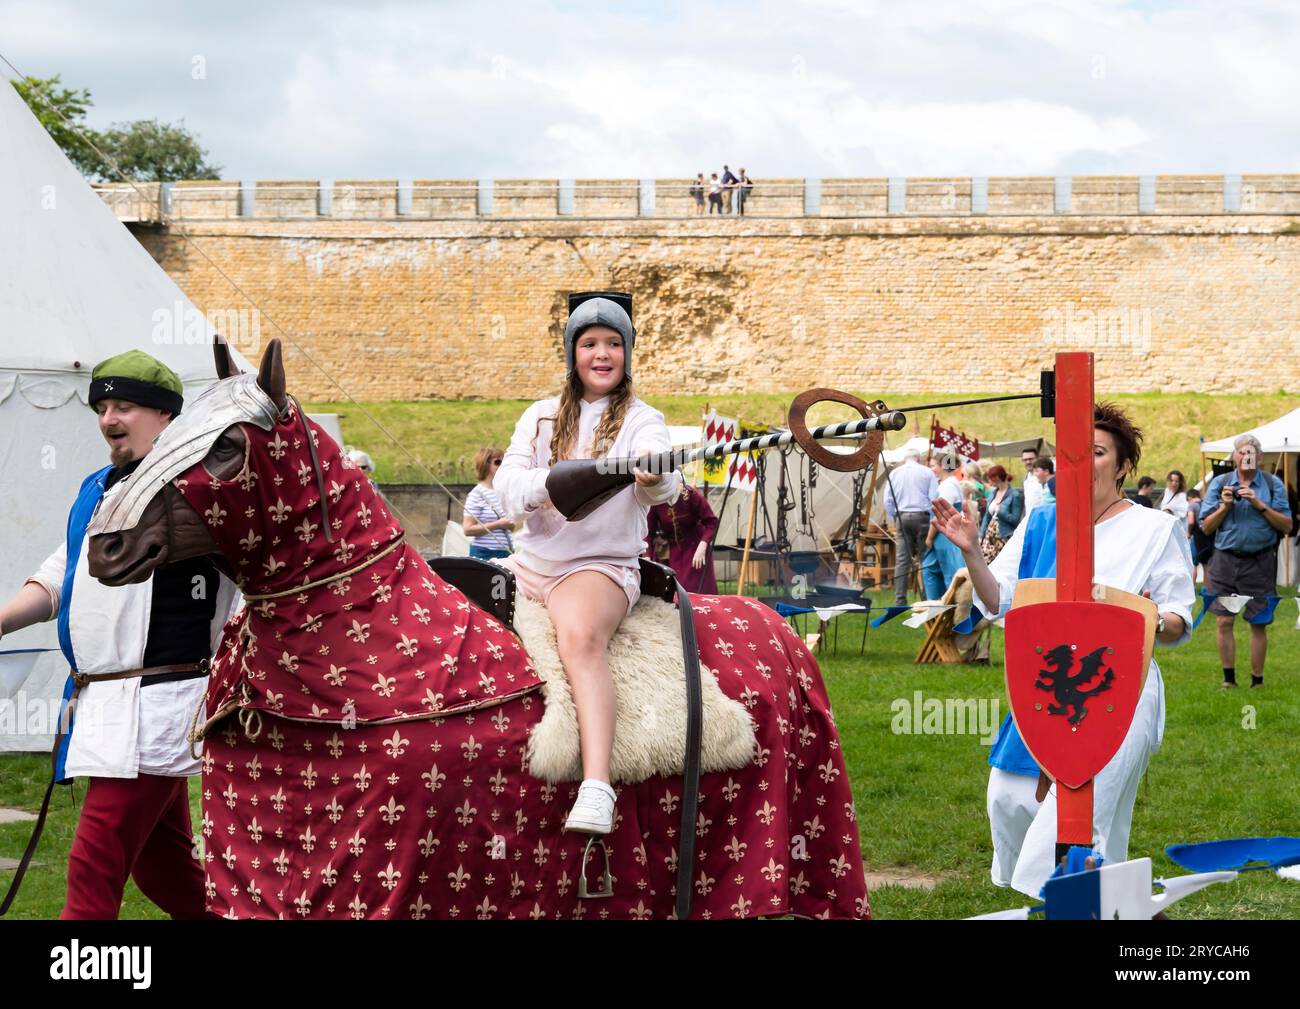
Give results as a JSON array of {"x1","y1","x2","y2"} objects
[{"x1": 977, "y1": 501, "x2": 1195, "y2": 897}]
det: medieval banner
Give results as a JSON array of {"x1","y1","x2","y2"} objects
[
  {"x1": 931, "y1": 418, "x2": 980, "y2": 461},
  {"x1": 702, "y1": 410, "x2": 760, "y2": 493}
]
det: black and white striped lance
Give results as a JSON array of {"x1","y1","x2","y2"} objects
[{"x1": 629, "y1": 410, "x2": 908, "y2": 473}]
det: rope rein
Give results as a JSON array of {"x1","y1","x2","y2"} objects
[
  {"x1": 187, "y1": 524, "x2": 410, "y2": 749},
  {"x1": 290, "y1": 395, "x2": 335, "y2": 545}
]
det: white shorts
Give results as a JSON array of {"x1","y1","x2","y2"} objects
[{"x1": 500, "y1": 555, "x2": 640, "y2": 616}]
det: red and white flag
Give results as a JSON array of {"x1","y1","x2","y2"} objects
[
  {"x1": 702, "y1": 410, "x2": 757, "y2": 493},
  {"x1": 931, "y1": 420, "x2": 980, "y2": 461}
]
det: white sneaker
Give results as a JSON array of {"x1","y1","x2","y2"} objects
[{"x1": 564, "y1": 779, "x2": 617, "y2": 834}]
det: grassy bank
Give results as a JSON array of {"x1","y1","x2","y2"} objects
[{"x1": 4, "y1": 583, "x2": 1297, "y2": 919}]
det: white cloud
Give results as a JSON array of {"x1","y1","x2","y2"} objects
[
  {"x1": 831, "y1": 98, "x2": 1151, "y2": 175},
  {"x1": 1, "y1": 0, "x2": 1295, "y2": 178}
]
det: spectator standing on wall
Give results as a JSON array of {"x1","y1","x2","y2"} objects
[
  {"x1": 720, "y1": 165, "x2": 739, "y2": 213},
  {"x1": 689, "y1": 173, "x2": 706, "y2": 216},
  {"x1": 737, "y1": 168, "x2": 754, "y2": 216},
  {"x1": 1199, "y1": 434, "x2": 1291, "y2": 689},
  {"x1": 707, "y1": 173, "x2": 724, "y2": 214}
]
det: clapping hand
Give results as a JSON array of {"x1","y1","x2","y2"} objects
[{"x1": 932, "y1": 497, "x2": 979, "y2": 553}]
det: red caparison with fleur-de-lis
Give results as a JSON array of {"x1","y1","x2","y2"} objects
[{"x1": 180, "y1": 404, "x2": 868, "y2": 919}]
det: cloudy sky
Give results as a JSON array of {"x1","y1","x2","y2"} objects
[{"x1": 3, "y1": 0, "x2": 1297, "y2": 180}]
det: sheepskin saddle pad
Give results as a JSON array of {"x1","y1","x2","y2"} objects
[{"x1": 513, "y1": 593, "x2": 756, "y2": 784}]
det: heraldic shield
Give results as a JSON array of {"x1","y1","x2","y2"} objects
[{"x1": 1004, "y1": 585, "x2": 1154, "y2": 790}]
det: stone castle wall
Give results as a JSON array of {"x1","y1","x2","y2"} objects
[{"x1": 109, "y1": 175, "x2": 1300, "y2": 399}]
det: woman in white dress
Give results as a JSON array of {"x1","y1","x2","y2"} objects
[
  {"x1": 933, "y1": 402, "x2": 1195, "y2": 897},
  {"x1": 1159, "y1": 469, "x2": 1189, "y2": 521}
]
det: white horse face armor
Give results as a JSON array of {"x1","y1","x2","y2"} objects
[{"x1": 88, "y1": 373, "x2": 281, "y2": 536}]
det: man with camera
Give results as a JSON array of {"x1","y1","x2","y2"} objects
[{"x1": 1199, "y1": 434, "x2": 1292, "y2": 689}]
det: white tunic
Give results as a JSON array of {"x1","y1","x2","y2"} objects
[
  {"x1": 1159, "y1": 488, "x2": 1189, "y2": 521},
  {"x1": 936, "y1": 475, "x2": 962, "y2": 508},
  {"x1": 983, "y1": 503, "x2": 1195, "y2": 897},
  {"x1": 494, "y1": 395, "x2": 681, "y2": 577},
  {"x1": 1022, "y1": 472, "x2": 1044, "y2": 515},
  {"x1": 27, "y1": 477, "x2": 240, "y2": 779}
]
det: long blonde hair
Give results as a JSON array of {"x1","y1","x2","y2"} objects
[{"x1": 534, "y1": 371, "x2": 636, "y2": 465}]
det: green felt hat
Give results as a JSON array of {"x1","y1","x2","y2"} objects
[{"x1": 89, "y1": 350, "x2": 184, "y2": 415}]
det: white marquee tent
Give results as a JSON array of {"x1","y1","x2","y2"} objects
[
  {"x1": 1200, "y1": 408, "x2": 1300, "y2": 458},
  {"x1": 0, "y1": 81, "x2": 251, "y2": 751}
]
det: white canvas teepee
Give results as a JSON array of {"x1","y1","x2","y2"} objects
[{"x1": 0, "y1": 80, "x2": 245, "y2": 751}]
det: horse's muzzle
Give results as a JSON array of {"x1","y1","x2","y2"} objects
[{"x1": 88, "y1": 530, "x2": 168, "y2": 586}]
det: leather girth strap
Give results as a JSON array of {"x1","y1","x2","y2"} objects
[
  {"x1": 635, "y1": 558, "x2": 703, "y2": 920},
  {"x1": 0, "y1": 660, "x2": 207, "y2": 916}
]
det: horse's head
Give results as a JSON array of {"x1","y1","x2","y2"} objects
[
  {"x1": 87, "y1": 339, "x2": 289, "y2": 586},
  {"x1": 89, "y1": 338, "x2": 400, "y2": 597}
]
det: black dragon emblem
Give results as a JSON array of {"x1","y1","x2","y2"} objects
[{"x1": 1035, "y1": 644, "x2": 1115, "y2": 725}]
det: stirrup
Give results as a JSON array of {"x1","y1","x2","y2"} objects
[{"x1": 577, "y1": 835, "x2": 613, "y2": 899}]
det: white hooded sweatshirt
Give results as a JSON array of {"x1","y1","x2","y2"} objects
[{"x1": 494, "y1": 395, "x2": 681, "y2": 577}]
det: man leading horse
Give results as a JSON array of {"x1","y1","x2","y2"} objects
[{"x1": 0, "y1": 351, "x2": 239, "y2": 919}]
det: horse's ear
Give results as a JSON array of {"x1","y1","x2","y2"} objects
[
  {"x1": 257, "y1": 338, "x2": 288, "y2": 412},
  {"x1": 213, "y1": 334, "x2": 238, "y2": 380}
]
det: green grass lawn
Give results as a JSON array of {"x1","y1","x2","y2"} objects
[
  {"x1": 3, "y1": 585, "x2": 1297, "y2": 919},
  {"x1": 0, "y1": 757, "x2": 203, "y2": 920},
  {"x1": 303, "y1": 391, "x2": 1298, "y2": 486},
  {"x1": 818, "y1": 587, "x2": 1300, "y2": 919}
]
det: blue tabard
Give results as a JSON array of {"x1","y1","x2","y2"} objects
[{"x1": 51, "y1": 466, "x2": 113, "y2": 783}]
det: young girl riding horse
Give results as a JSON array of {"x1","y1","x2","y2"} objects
[{"x1": 494, "y1": 296, "x2": 681, "y2": 835}]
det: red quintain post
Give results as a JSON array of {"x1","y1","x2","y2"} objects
[{"x1": 1054, "y1": 351, "x2": 1095, "y2": 862}]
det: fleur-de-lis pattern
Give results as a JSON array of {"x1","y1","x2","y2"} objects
[{"x1": 178, "y1": 408, "x2": 867, "y2": 920}]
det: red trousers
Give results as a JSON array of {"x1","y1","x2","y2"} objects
[{"x1": 60, "y1": 773, "x2": 213, "y2": 920}]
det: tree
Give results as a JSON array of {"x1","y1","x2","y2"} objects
[
  {"x1": 11, "y1": 75, "x2": 104, "y2": 176},
  {"x1": 11, "y1": 74, "x2": 222, "y2": 181},
  {"x1": 96, "y1": 119, "x2": 221, "y2": 182}
]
